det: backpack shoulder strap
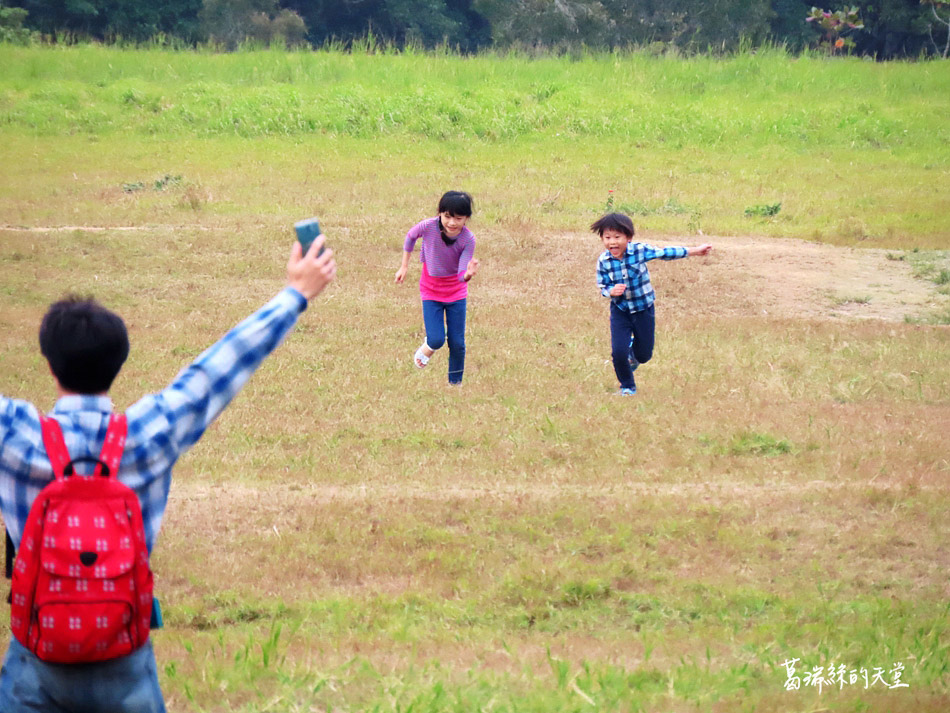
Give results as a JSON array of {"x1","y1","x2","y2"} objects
[
  {"x1": 40, "y1": 413, "x2": 127, "y2": 481},
  {"x1": 97, "y1": 413, "x2": 127, "y2": 479},
  {"x1": 7, "y1": 414, "x2": 128, "y2": 584},
  {"x1": 39, "y1": 416, "x2": 70, "y2": 481},
  {"x1": 7, "y1": 416, "x2": 71, "y2": 583}
]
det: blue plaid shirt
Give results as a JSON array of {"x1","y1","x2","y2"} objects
[
  {"x1": 0, "y1": 287, "x2": 307, "y2": 553},
  {"x1": 596, "y1": 242, "x2": 689, "y2": 312}
]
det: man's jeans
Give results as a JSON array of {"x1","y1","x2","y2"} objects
[{"x1": 0, "y1": 637, "x2": 166, "y2": 713}]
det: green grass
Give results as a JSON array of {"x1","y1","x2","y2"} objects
[
  {"x1": 2, "y1": 44, "x2": 946, "y2": 148},
  {"x1": 905, "y1": 250, "x2": 950, "y2": 283},
  {"x1": 1, "y1": 45, "x2": 950, "y2": 712},
  {"x1": 157, "y1": 593, "x2": 947, "y2": 711},
  {"x1": 1, "y1": 44, "x2": 949, "y2": 245}
]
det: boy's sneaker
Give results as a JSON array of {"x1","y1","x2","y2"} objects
[{"x1": 619, "y1": 387, "x2": 636, "y2": 396}]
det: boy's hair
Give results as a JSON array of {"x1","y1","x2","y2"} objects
[
  {"x1": 39, "y1": 295, "x2": 129, "y2": 394},
  {"x1": 438, "y1": 191, "x2": 473, "y2": 217},
  {"x1": 590, "y1": 213, "x2": 635, "y2": 238}
]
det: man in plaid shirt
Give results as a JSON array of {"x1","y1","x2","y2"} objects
[
  {"x1": 0, "y1": 237, "x2": 335, "y2": 712},
  {"x1": 593, "y1": 213, "x2": 712, "y2": 395}
]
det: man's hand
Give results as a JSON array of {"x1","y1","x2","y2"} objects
[
  {"x1": 688, "y1": 244, "x2": 713, "y2": 257},
  {"x1": 609, "y1": 284, "x2": 626, "y2": 297},
  {"x1": 287, "y1": 236, "x2": 336, "y2": 300},
  {"x1": 463, "y1": 257, "x2": 480, "y2": 282}
]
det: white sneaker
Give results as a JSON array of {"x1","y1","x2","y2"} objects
[{"x1": 413, "y1": 344, "x2": 430, "y2": 369}]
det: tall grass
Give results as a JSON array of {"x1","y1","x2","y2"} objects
[{"x1": 1, "y1": 44, "x2": 947, "y2": 147}]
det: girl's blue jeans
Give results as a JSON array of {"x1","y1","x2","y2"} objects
[
  {"x1": 422, "y1": 298, "x2": 466, "y2": 384},
  {"x1": 609, "y1": 302, "x2": 655, "y2": 390},
  {"x1": 0, "y1": 638, "x2": 166, "y2": 713}
]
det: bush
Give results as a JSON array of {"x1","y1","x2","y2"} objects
[
  {"x1": 272, "y1": 9, "x2": 307, "y2": 48},
  {"x1": 1, "y1": 4, "x2": 34, "y2": 45}
]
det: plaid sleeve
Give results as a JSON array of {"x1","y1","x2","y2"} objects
[
  {"x1": 126, "y1": 287, "x2": 307, "y2": 457},
  {"x1": 596, "y1": 255, "x2": 613, "y2": 297},
  {"x1": 0, "y1": 394, "x2": 19, "y2": 450},
  {"x1": 642, "y1": 245, "x2": 689, "y2": 261},
  {"x1": 0, "y1": 397, "x2": 46, "y2": 545}
]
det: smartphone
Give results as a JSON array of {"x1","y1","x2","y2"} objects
[{"x1": 294, "y1": 217, "x2": 325, "y2": 257}]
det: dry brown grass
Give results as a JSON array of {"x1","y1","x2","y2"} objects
[{"x1": 1, "y1": 132, "x2": 948, "y2": 711}]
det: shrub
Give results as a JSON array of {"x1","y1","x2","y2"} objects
[{"x1": 0, "y1": 4, "x2": 34, "y2": 45}]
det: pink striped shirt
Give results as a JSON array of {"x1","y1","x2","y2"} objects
[{"x1": 403, "y1": 217, "x2": 475, "y2": 302}]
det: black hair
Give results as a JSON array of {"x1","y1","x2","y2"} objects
[
  {"x1": 437, "y1": 191, "x2": 473, "y2": 218},
  {"x1": 590, "y1": 213, "x2": 635, "y2": 238},
  {"x1": 39, "y1": 295, "x2": 129, "y2": 394}
]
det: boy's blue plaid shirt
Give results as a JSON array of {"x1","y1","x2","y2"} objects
[
  {"x1": 596, "y1": 242, "x2": 688, "y2": 312},
  {"x1": 0, "y1": 287, "x2": 307, "y2": 553}
]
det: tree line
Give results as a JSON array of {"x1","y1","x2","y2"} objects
[{"x1": 2, "y1": 0, "x2": 948, "y2": 58}]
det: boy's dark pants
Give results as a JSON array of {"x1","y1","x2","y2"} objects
[{"x1": 609, "y1": 302, "x2": 655, "y2": 390}]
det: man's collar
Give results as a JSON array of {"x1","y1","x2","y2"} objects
[{"x1": 52, "y1": 394, "x2": 114, "y2": 414}]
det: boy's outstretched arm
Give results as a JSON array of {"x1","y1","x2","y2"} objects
[{"x1": 687, "y1": 244, "x2": 713, "y2": 257}]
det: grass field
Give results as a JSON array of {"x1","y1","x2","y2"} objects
[
  {"x1": 1, "y1": 45, "x2": 949, "y2": 712},
  {"x1": 2, "y1": 43, "x2": 949, "y2": 246}
]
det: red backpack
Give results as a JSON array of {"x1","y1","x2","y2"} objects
[{"x1": 9, "y1": 413, "x2": 153, "y2": 663}]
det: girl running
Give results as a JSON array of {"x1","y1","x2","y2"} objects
[{"x1": 395, "y1": 191, "x2": 480, "y2": 384}]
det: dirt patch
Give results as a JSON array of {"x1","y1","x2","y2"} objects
[
  {"x1": 507, "y1": 230, "x2": 947, "y2": 323},
  {"x1": 697, "y1": 235, "x2": 946, "y2": 322},
  {"x1": 4, "y1": 225, "x2": 946, "y2": 323}
]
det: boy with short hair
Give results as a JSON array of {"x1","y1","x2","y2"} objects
[
  {"x1": 592, "y1": 212, "x2": 712, "y2": 395},
  {"x1": 0, "y1": 237, "x2": 335, "y2": 712}
]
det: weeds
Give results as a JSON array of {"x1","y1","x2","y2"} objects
[
  {"x1": 830, "y1": 294, "x2": 872, "y2": 307},
  {"x1": 729, "y1": 431, "x2": 793, "y2": 456},
  {"x1": 744, "y1": 202, "x2": 782, "y2": 218},
  {"x1": 122, "y1": 174, "x2": 183, "y2": 193},
  {"x1": 700, "y1": 431, "x2": 794, "y2": 457},
  {"x1": 153, "y1": 174, "x2": 182, "y2": 190},
  {"x1": 899, "y1": 250, "x2": 950, "y2": 321}
]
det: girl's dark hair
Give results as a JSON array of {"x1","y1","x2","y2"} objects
[
  {"x1": 438, "y1": 191, "x2": 473, "y2": 217},
  {"x1": 39, "y1": 295, "x2": 129, "y2": 394},
  {"x1": 590, "y1": 213, "x2": 635, "y2": 238}
]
